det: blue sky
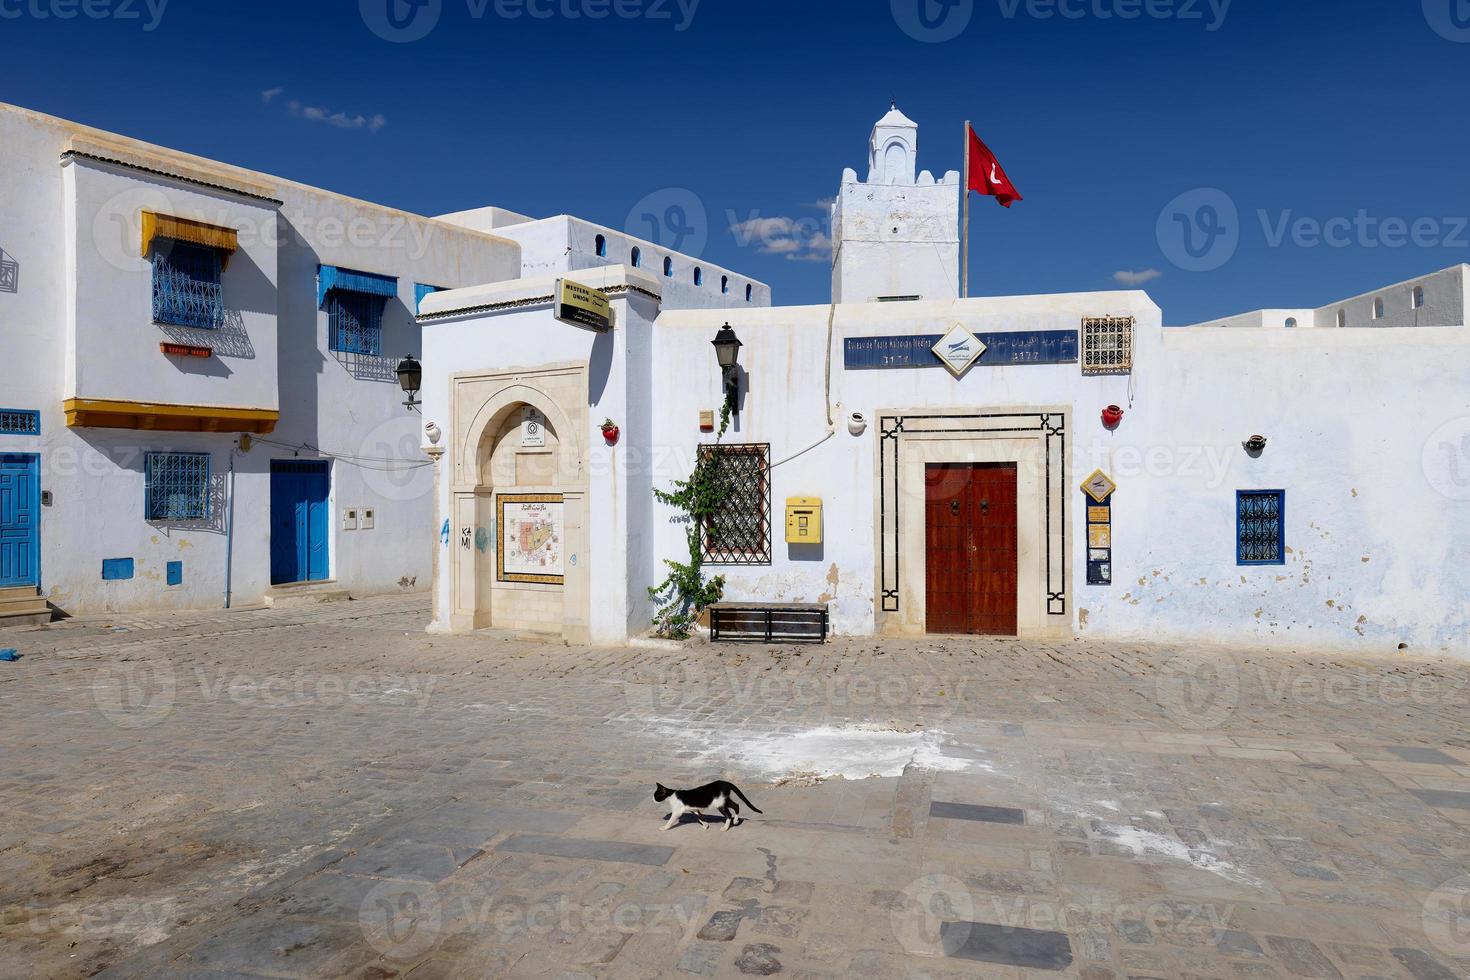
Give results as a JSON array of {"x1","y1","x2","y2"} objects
[{"x1": 4, "y1": 0, "x2": 1468, "y2": 322}]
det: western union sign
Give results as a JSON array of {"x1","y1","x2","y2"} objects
[{"x1": 554, "y1": 278, "x2": 612, "y2": 331}]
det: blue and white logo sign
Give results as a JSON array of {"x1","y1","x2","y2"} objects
[
  {"x1": 361, "y1": 0, "x2": 442, "y2": 43},
  {"x1": 931, "y1": 324, "x2": 987, "y2": 376},
  {"x1": 1156, "y1": 187, "x2": 1239, "y2": 273}
]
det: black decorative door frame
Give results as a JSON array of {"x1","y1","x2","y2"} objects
[{"x1": 877, "y1": 410, "x2": 1068, "y2": 619}]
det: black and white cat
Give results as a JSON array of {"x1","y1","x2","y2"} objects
[{"x1": 653, "y1": 780, "x2": 763, "y2": 831}]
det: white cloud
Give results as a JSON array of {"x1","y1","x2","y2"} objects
[
  {"x1": 1112, "y1": 268, "x2": 1162, "y2": 286},
  {"x1": 727, "y1": 212, "x2": 833, "y2": 263},
  {"x1": 265, "y1": 91, "x2": 386, "y2": 134}
]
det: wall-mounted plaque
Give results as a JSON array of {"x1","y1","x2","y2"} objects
[{"x1": 497, "y1": 493, "x2": 564, "y2": 584}]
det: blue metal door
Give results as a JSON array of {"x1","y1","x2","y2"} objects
[
  {"x1": 0, "y1": 454, "x2": 40, "y2": 588},
  {"x1": 270, "y1": 460, "x2": 330, "y2": 585}
]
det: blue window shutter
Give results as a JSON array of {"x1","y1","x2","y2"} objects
[
  {"x1": 166, "y1": 561, "x2": 183, "y2": 586},
  {"x1": 1236, "y1": 490, "x2": 1285, "y2": 565},
  {"x1": 329, "y1": 292, "x2": 385, "y2": 355},
  {"x1": 317, "y1": 265, "x2": 398, "y2": 309},
  {"x1": 414, "y1": 282, "x2": 445, "y2": 314},
  {"x1": 152, "y1": 240, "x2": 223, "y2": 329},
  {"x1": 145, "y1": 453, "x2": 211, "y2": 522},
  {"x1": 102, "y1": 558, "x2": 134, "y2": 580},
  {"x1": 0, "y1": 409, "x2": 40, "y2": 435}
]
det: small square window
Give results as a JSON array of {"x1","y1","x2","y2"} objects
[
  {"x1": 152, "y1": 240, "x2": 224, "y2": 329},
  {"x1": 700, "y1": 444, "x2": 771, "y2": 565},
  {"x1": 145, "y1": 452, "x2": 211, "y2": 522},
  {"x1": 329, "y1": 291, "x2": 385, "y2": 355},
  {"x1": 0, "y1": 408, "x2": 39, "y2": 435},
  {"x1": 1237, "y1": 489, "x2": 1284, "y2": 565},
  {"x1": 1081, "y1": 316, "x2": 1133, "y2": 375}
]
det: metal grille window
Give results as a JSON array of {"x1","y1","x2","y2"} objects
[
  {"x1": 1237, "y1": 490, "x2": 1285, "y2": 565},
  {"x1": 700, "y1": 444, "x2": 771, "y2": 564},
  {"x1": 1081, "y1": 316, "x2": 1134, "y2": 375},
  {"x1": 0, "y1": 409, "x2": 39, "y2": 435},
  {"x1": 329, "y1": 291, "x2": 385, "y2": 355},
  {"x1": 152, "y1": 240, "x2": 224, "y2": 329},
  {"x1": 145, "y1": 452, "x2": 211, "y2": 521}
]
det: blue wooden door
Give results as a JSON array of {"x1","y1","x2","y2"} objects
[
  {"x1": 270, "y1": 460, "x2": 330, "y2": 585},
  {"x1": 0, "y1": 454, "x2": 40, "y2": 588}
]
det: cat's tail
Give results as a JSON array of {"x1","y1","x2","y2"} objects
[{"x1": 730, "y1": 783, "x2": 763, "y2": 814}]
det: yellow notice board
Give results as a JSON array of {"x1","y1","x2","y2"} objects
[{"x1": 554, "y1": 278, "x2": 612, "y2": 331}]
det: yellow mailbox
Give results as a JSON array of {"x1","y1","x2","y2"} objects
[{"x1": 785, "y1": 497, "x2": 822, "y2": 544}]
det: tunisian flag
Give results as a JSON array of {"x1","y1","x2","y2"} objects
[{"x1": 967, "y1": 126, "x2": 1022, "y2": 208}]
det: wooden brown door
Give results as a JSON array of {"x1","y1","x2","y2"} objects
[{"x1": 924, "y1": 463, "x2": 1018, "y2": 636}]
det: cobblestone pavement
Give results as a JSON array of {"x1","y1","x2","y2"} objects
[{"x1": 3, "y1": 595, "x2": 1470, "y2": 979}]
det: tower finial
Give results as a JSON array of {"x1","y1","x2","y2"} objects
[{"x1": 890, "y1": 99, "x2": 897, "y2": 110}]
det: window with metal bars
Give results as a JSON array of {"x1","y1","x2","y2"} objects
[
  {"x1": 0, "y1": 409, "x2": 39, "y2": 435},
  {"x1": 145, "y1": 452, "x2": 211, "y2": 521},
  {"x1": 1081, "y1": 316, "x2": 1134, "y2": 375},
  {"x1": 152, "y1": 240, "x2": 224, "y2": 329},
  {"x1": 1236, "y1": 489, "x2": 1285, "y2": 565},
  {"x1": 329, "y1": 290, "x2": 385, "y2": 355},
  {"x1": 700, "y1": 444, "x2": 771, "y2": 564}
]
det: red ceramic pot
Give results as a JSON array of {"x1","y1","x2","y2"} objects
[
  {"x1": 1101, "y1": 405, "x2": 1124, "y2": 428},
  {"x1": 602, "y1": 425, "x2": 620, "y2": 444}
]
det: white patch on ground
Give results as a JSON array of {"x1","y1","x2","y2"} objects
[
  {"x1": 1059, "y1": 801, "x2": 1262, "y2": 889},
  {"x1": 648, "y1": 722, "x2": 991, "y2": 781}
]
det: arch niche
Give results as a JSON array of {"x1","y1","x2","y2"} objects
[{"x1": 448, "y1": 364, "x2": 589, "y2": 641}]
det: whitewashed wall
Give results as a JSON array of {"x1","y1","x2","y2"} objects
[
  {"x1": 0, "y1": 103, "x2": 520, "y2": 614},
  {"x1": 419, "y1": 267, "x2": 660, "y2": 643},
  {"x1": 651, "y1": 297, "x2": 1470, "y2": 657},
  {"x1": 650, "y1": 292, "x2": 1160, "y2": 637},
  {"x1": 444, "y1": 213, "x2": 772, "y2": 311}
]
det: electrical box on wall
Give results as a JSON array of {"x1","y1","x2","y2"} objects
[
  {"x1": 785, "y1": 497, "x2": 822, "y2": 544},
  {"x1": 360, "y1": 508, "x2": 375, "y2": 530},
  {"x1": 343, "y1": 508, "x2": 358, "y2": 531}
]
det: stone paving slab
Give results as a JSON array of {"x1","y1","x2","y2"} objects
[{"x1": 3, "y1": 595, "x2": 1470, "y2": 978}]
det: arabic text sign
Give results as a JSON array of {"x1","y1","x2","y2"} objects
[{"x1": 844, "y1": 330, "x2": 1078, "y2": 370}]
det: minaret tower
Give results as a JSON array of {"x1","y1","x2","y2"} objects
[{"x1": 830, "y1": 103, "x2": 961, "y2": 303}]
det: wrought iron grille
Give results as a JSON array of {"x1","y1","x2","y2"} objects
[
  {"x1": 0, "y1": 409, "x2": 39, "y2": 435},
  {"x1": 145, "y1": 452, "x2": 211, "y2": 521},
  {"x1": 152, "y1": 240, "x2": 223, "y2": 329},
  {"x1": 0, "y1": 250, "x2": 16, "y2": 293},
  {"x1": 329, "y1": 291, "x2": 385, "y2": 355},
  {"x1": 1237, "y1": 489, "x2": 1285, "y2": 565},
  {"x1": 700, "y1": 443, "x2": 771, "y2": 565},
  {"x1": 1081, "y1": 316, "x2": 1134, "y2": 375}
]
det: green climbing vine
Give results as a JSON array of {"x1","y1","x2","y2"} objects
[{"x1": 647, "y1": 403, "x2": 732, "y2": 638}]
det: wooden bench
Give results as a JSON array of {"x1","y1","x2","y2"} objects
[{"x1": 708, "y1": 602, "x2": 828, "y2": 644}]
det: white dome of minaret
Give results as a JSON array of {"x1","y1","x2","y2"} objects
[{"x1": 869, "y1": 101, "x2": 919, "y2": 185}]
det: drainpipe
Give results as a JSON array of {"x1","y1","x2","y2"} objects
[{"x1": 224, "y1": 444, "x2": 237, "y2": 609}]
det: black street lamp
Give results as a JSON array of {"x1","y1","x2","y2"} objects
[
  {"x1": 711, "y1": 323, "x2": 742, "y2": 413},
  {"x1": 396, "y1": 354, "x2": 422, "y2": 412}
]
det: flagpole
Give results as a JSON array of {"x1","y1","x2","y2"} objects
[{"x1": 961, "y1": 119, "x2": 970, "y2": 299}]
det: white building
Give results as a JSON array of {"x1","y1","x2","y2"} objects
[
  {"x1": 1179, "y1": 264, "x2": 1468, "y2": 330},
  {"x1": 420, "y1": 107, "x2": 1470, "y2": 658},
  {"x1": 0, "y1": 102, "x2": 767, "y2": 624}
]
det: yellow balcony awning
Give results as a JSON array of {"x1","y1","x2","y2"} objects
[
  {"x1": 140, "y1": 212, "x2": 239, "y2": 265},
  {"x1": 64, "y1": 398, "x2": 277, "y2": 434}
]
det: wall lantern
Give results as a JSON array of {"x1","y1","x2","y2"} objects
[
  {"x1": 1243, "y1": 434, "x2": 1267, "y2": 456},
  {"x1": 396, "y1": 355, "x2": 422, "y2": 412},
  {"x1": 711, "y1": 322, "x2": 743, "y2": 412},
  {"x1": 1101, "y1": 404, "x2": 1125, "y2": 429}
]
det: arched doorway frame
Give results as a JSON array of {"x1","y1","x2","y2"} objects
[{"x1": 448, "y1": 363, "x2": 589, "y2": 641}]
